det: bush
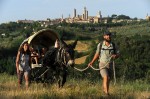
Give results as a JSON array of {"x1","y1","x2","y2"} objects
[{"x1": 0, "y1": 57, "x2": 16, "y2": 75}]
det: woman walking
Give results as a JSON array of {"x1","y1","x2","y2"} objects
[{"x1": 16, "y1": 41, "x2": 31, "y2": 89}]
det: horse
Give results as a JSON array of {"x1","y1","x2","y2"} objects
[{"x1": 41, "y1": 38, "x2": 77, "y2": 87}]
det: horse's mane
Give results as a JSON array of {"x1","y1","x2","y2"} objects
[{"x1": 42, "y1": 47, "x2": 58, "y2": 67}]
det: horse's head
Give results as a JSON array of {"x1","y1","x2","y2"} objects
[{"x1": 60, "y1": 39, "x2": 78, "y2": 67}]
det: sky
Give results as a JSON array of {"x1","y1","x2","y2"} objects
[{"x1": 0, "y1": 0, "x2": 150, "y2": 24}]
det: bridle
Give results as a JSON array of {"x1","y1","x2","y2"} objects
[{"x1": 56, "y1": 47, "x2": 74, "y2": 67}]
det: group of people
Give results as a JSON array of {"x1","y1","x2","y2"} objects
[
  {"x1": 15, "y1": 32, "x2": 119, "y2": 96},
  {"x1": 15, "y1": 39, "x2": 60, "y2": 89},
  {"x1": 30, "y1": 47, "x2": 47, "y2": 64}
]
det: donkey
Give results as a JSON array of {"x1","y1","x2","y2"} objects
[{"x1": 41, "y1": 39, "x2": 77, "y2": 87}]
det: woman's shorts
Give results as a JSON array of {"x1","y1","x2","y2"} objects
[{"x1": 18, "y1": 70, "x2": 30, "y2": 81}]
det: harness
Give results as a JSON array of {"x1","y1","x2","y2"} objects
[
  {"x1": 56, "y1": 47, "x2": 68, "y2": 66},
  {"x1": 99, "y1": 41, "x2": 116, "y2": 55}
]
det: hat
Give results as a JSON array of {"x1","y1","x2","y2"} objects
[{"x1": 103, "y1": 31, "x2": 111, "y2": 35}]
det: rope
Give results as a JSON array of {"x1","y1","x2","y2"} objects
[
  {"x1": 90, "y1": 66, "x2": 100, "y2": 71},
  {"x1": 74, "y1": 56, "x2": 113, "y2": 72},
  {"x1": 73, "y1": 56, "x2": 117, "y2": 85},
  {"x1": 113, "y1": 60, "x2": 116, "y2": 85},
  {"x1": 74, "y1": 66, "x2": 89, "y2": 72},
  {"x1": 74, "y1": 65, "x2": 100, "y2": 71}
]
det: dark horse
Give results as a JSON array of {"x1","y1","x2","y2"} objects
[{"x1": 41, "y1": 39, "x2": 77, "y2": 87}]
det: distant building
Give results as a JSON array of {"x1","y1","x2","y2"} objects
[
  {"x1": 93, "y1": 17, "x2": 100, "y2": 23},
  {"x1": 1, "y1": 33, "x2": 6, "y2": 37},
  {"x1": 94, "y1": 11, "x2": 102, "y2": 23},
  {"x1": 63, "y1": 7, "x2": 102, "y2": 24},
  {"x1": 82, "y1": 7, "x2": 88, "y2": 20},
  {"x1": 97, "y1": 11, "x2": 102, "y2": 19},
  {"x1": 73, "y1": 9, "x2": 77, "y2": 18},
  {"x1": 17, "y1": 19, "x2": 34, "y2": 23},
  {"x1": 146, "y1": 14, "x2": 150, "y2": 21}
]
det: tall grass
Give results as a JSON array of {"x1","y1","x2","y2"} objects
[{"x1": 0, "y1": 73, "x2": 150, "y2": 99}]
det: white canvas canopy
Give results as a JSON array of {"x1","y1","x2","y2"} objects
[
  {"x1": 28, "y1": 29, "x2": 59, "y2": 48},
  {"x1": 21, "y1": 29, "x2": 59, "y2": 49}
]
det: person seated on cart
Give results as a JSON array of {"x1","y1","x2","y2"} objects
[
  {"x1": 41, "y1": 47, "x2": 48, "y2": 58},
  {"x1": 30, "y1": 47, "x2": 40, "y2": 64}
]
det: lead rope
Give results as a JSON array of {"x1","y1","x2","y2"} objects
[
  {"x1": 74, "y1": 66, "x2": 89, "y2": 72},
  {"x1": 74, "y1": 56, "x2": 112, "y2": 71},
  {"x1": 113, "y1": 60, "x2": 116, "y2": 85},
  {"x1": 74, "y1": 56, "x2": 117, "y2": 84},
  {"x1": 62, "y1": 49, "x2": 67, "y2": 65}
]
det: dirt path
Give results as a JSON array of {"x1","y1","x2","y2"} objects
[
  {"x1": 66, "y1": 40, "x2": 89, "y2": 64},
  {"x1": 75, "y1": 55, "x2": 88, "y2": 64},
  {"x1": 75, "y1": 41, "x2": 89, "y2": 64}
]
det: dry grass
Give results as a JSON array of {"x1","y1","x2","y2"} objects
[
  {"x1": 66, "y1": 40, "x2": 89, "y2": 64},
  {"x1": 75, "y1": 55, "x2": 88, "y2": 64},
  {"x1": 1, "y1": 40, "x2": 150, "y2": 99},
  {"x1": 0, "y1": 73, "x2": 150, "y2": 99},
  {"x1": 0, "y1": 74, "x2": 102, "y2": 99},
  {"x1": 65, "y1": 40, "x2": 89, "y2": 52},
  {"x1": 74, "y1": 41, "x2": 89, "y2": 52},
  {"x1": 74, "y1": 41, "x2": 89, "y2": 64}
]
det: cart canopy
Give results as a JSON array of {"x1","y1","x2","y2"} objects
[{"x1": 21, "y1": 29, "x2": 59, "y2": 49}]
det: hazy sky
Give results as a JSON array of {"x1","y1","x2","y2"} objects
[{"x1": 0, "y1": 0, "x2": 150, "y2": 24}]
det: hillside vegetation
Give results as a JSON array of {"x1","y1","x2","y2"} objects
[
  {"x1": 0, "y1": 21, "x2": 150, "y2": 78},
  {"x1": 0, "y1": 21, "x2": 150, "y2": 98}
]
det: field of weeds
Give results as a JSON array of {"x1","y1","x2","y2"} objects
[
  {"x1": 1, "y1": 41, "x2": 150, "y2": 99},
  {"x1": 0, "y1": 73, "x2": 150, "y2": 99}
]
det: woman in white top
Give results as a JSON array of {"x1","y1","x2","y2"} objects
[{"x1": 16, "y1": 41, "x2": 31, "y2": 89}]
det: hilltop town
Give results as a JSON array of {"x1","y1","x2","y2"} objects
[{"x1": 16, "y1": 7, "x2": 150, "y2": 27}]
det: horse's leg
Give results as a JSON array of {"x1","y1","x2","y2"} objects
[
  {"x1": 61, "y1": 73, "x2": 67, "y2": 87},
  {"x1": 55, "y1": 69, "x2": 61, "y2": 88},
  {"x1": 60, "y1": 68, "x2": 67, "y2": 87},
  {"x1": 62, "y1": 70, "x2": 67, "y2": 87},
  {"x1": 58, "y1": 75, "x2": 62, "y2": 88},
  {"x1": 57, "y1": 72, "x2": 66, "y2": 88}
]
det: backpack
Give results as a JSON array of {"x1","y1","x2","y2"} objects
[{"x1": 99, "y1": 41, "x2": 116, "y2": 55}]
